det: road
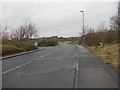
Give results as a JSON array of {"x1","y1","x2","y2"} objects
[{"x1": 2, "y1": 44, "x2": 119, "y2": 88}]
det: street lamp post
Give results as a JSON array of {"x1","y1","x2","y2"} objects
[{"x1": 80, "y1": 10, "x2": 85, "y2": 45}]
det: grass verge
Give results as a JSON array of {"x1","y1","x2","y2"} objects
[
  {"x1": 1, "y1": 42, "x2": 38, "y2": 56},
  {"x1": 1, "y1": 45, "x2": 24, "y2": 56},
  {"x1": 88, "y1": 44, "x2": 118, "y2": 70}
]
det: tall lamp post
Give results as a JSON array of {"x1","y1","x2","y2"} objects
[{"x1": 80, "y1": 10, "x2": 85, "y2": 45}]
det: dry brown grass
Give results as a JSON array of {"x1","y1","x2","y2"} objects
[{"x1": 88, "y1": 44, "x2": 118, "y2": 70}]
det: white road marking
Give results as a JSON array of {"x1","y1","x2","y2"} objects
[
  {"x1": 3, "y1": 53, "x2": 52, "y2": 64},
  {"x1": 1, "y1": 61, "x2": 32, "y2": 75},
  {"x1": 1, "y1": 53, "x2": 52, "y2": 75},
  {"x1": 41, "y1": 56, "x2": 44, "y2": 58},
  {"x1": 77, "y1": 63, "x2": 79, "y2": 71},
  {"x1": 40, "y1": 53, "x2": 51, "y2": 58}
]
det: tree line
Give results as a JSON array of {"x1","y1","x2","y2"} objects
[{"x1": 0, "y1": 19, "x2": 37, "y2": 43}]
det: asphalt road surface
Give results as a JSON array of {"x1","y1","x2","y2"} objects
[{"x1": 2, "y1": 44, "x2": 119, "y2": 88}]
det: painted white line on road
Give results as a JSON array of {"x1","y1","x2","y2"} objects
[
  {"x1": 2, "y1": 53, "x2": 52, "y2": 64},
  {"x1": 77, "y1": 63, "x2": 79, "y2": 71},
  {"x1": 1, "y1": 52, "x2": 52, "y2": 75},
  {"x1": 40, "y1": 53, "x2": 51, "y2": 58},
  {"x1": 1, "y1": 61, "x2": 32, "y2": 75}
]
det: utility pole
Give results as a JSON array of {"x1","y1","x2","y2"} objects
[{"x1": 80, "y1": 11, "x2": 85, "y2": 45}]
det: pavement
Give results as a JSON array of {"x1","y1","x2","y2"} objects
[
  {"x1": 1, "y1": 44, "x2": 119, "y2": 89},
  {"x1": 77, "y1": 45, "x2": 119, "y2": 88}
]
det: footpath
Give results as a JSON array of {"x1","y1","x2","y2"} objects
[{"x1": 78, "y1": 45, "x2": 119, "y2": 89}]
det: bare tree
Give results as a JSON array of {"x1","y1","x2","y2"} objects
[
  {"x1": 84, "y1": 25, "x2": 95, "y2": 34},
  {"x1": 97, "y1": 22, "x2": 107, "y2": 32},
  {"x1": 13, "y1": 20, "x2": 37, "y2": 40},
  {"x1": 110, "y1": 1, "x2": 119, "y2": 31},
  {"x1": 0, "y1": 24, "x2": 9, "y2": 40},
  {"x1": 110, "y1": 14, "x2": 118, "y2": 31}
]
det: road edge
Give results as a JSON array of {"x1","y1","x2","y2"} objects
[
  {"x1": 1, "y1": 47, "x2": 45, "y2": 60},
  {"x1": 74, "y1": 45, "x2": 80, "y2": 89}
]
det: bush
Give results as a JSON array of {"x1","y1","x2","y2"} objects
[
  {"x1": 85, "y1": 33, "x2": 100, "y2": 46},
  {"x1": 84, "y1": 30, "x2": 118, "y2": 46},
  {"x1": 38, "y1": 40, "x2": 47, "y2": 46},
  {"x1": 38, "y1": 40, "x2": 58, "y2": 46},
  {"x1": 2, "y1": 40, "x2": 38, "y2": 56},
  {"x1": 14, "y1": 42, "x2": 38, "y2": 51},
  {"x1": 47, "y1": 40, "x2": 58, "y2": 46},
  {"x1": 2, "y1": 45, "x2": 24, "y2": 56}
]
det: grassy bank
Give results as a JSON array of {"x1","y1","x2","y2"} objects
[
  {"x1": 88, "y1": 44, "x2": 118, "y2": 70},
  {"x1": 1, "y1": 41, "x2": 38, "y2": 56}
]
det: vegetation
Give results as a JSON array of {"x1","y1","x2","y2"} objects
[
  {"x1": 84, "y1": 29, "x2": 118, "y2": 46},
  {"x1": 0, "y1": 19, "x2": 38, "y2": 56},
  {"x1": 88, "y1": 44, "x2": 118, "y2": 70},
  {"x1": 13, "y1": 41, "x2": 38, "y2": 51},
  {"x1": 2, "y1": 40, "x2": 38, "y2": 56},
  {"x1": 2, "y1": 45, "x2": 24, "y2": 56},
  {"x1": 79, "y1": 12, "x2": 118, "y2": 46},
  {"x1": 38, "y1": 39, "x2": 58, "y2": 46},
  {"x1": 82, "y1": 13, "x2": 119, "y2": 70}
]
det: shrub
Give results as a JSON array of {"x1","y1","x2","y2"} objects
[
  {"x1": 38, "y1": 40, "x2": 47, "y2": 46},
  {"x1": 2, "y1": 45, "x2": 24, "y2": 56},
  {"x1": 14, "y1": 42, "x2": 38, "y2": 51},
  {"x1": 2, "y1": 40, "x2": 38, "y2": 56},
  {"x1": 38, "y1": 40, "x2": 58, "y2": 46},
  {"x1": 84, "y1": 30, "x2": 118, "y2": 46},
  {"x1": 47, "y1": 40, "x2": 58, "y2": 46}
]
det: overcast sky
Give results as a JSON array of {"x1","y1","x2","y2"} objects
[{"x1": 1, "y1": 2, "x2": 117, "y2": 37}]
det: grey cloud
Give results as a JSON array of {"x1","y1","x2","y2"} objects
[{"x1": 2, "y1": 2, "x2": 117, "y2": 37}]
